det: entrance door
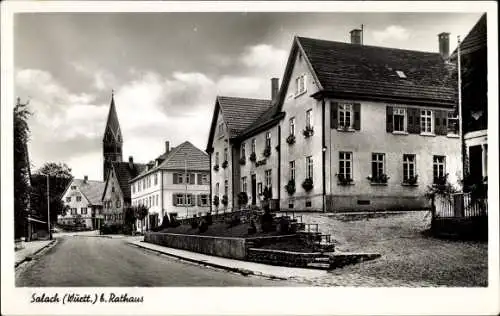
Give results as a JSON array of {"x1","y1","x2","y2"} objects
[
  {"x1": 251, "y1": 175, "x2": 257, "y2": 205},
  {"x1": 469, "y1": 145, "x2": 483, "y2": 182}
]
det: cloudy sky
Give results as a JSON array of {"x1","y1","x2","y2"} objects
[{"x1": 14, "y1": 11, "x2": 483, "y2": 181}]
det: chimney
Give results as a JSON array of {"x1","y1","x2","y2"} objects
[
  {"x1": 165, "y1": 141, "x2": 170, "y2": 154},
  {"x1": 350, "y1": 29, "x2": 362, "y2": 45},
  {"x1": 438, "y1": 32, "x2": 450, "y2": 59},
  {"x1": 128, "y1": 156, "x2": 134, "y2": 169},
  {"x1": 83, "y1": 175, "x2": 88, "y2": 183},
  {"x1": 271, "y1": 78, "x2": 279, "y2": 103}
]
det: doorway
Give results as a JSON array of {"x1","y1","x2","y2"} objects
[{"x1": 251, "y1": 174, "x2": 257, "y2": 205}]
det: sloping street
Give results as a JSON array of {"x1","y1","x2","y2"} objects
[{"x1": 15, "y1": 236, "x2": 298, "y2": 287}]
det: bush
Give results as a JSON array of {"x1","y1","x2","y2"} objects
[
  {"x1": 249, "y1": 152, "x2": 257, "y2": 162},
  {"x1": 191, "y1": 215, "x2": 199, "y2": 229},
  {"x1": 286, "y1": 134, "x2": 296, "y2": 145},
  {"x1": 227, "y1": 215, "x2": 241, "y2": 228},
  {"x1": 278, "y1": 217, "x2": 290, "y2": 234},
  {"x1": 213, "y1": 195, "x2": 219, "y2": 207},
  {"x1": 198, "y1": 219, "x2": 209, "y2": 233},
  {"x1": 205, "y1": 212, "x2": 213, "y2": 225},
  {"x1": 238, "y1": 191, "x2": 248, "y2": 207},
  {"x1": 222, "y1": 161, "x2": 228, "y2": 169},
  {"x1": 302, "y1": 178, "x2": 314, "y2": 191},
  {"x1": 160, "y1": 214, "x2": 170, "y2": 228},
  {"x1": 261, "y1": 209, "x2": 274, "y2": 232},
  {"x1": 285, "y1": 180, "x2": 296, "y2": 195},
  {"x1": 263, "y1": 146, "x2": 271, "y2": 157},
  {"x1": 239, "y1": 157, "x2": 246, "y2": 165},
  {"x1": 222, "y1": 195, "x2": 228, "y2": 206}
]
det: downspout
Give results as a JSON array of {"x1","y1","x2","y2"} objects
[
  {"x1": 277, "y1": 125, "x2": 281, "y2": 210},
  {"x1": 160, "y1": 169, "x2": 163, "y2": 219},
  {"x1": 231, "y1": 143, "x2": 236, "y2": 211},
  {"x1": 209, "y1": 151, "x2": 213, "y2": 214},
  {"x1": 321, "y1": 98, "x2": 326, "y2": 213}
]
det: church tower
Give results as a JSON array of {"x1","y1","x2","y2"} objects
[{"x1": 102, "y1": 92, "x2": 123, "y2": 181}]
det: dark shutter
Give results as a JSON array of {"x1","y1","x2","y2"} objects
[
  {"x1": 173, "y1": 173, "x2": 178, "y2": 184},
  {"x1": 386, "y1": 106, "x2": 393, "y2": 132},
  {"x1": 408, "y1": 108, "x2": 420, "y2": 134},
  {"x1": 331, "y1": 102, "x2": 338, "y2": 129},
  {"x1": 197, "y1": 195, "x2": 201, "y2": 206},
  {"x1": 190, "y1": 173, "x2": 195, "y2": 184},
  {"x1": 353, "y1": 103, "x2": 361, "y2": 130},
  {"x1": 190, "y1": 194, "x2": 195, "y2": 206},
  {"x1": 172, "y1": 194, "x2": 177, "y2": 206},
  {"x1": 197, "y1": 174, "x2": 202, "y2": 185},
  {"x1": 435, "y1": 110, "x2": 447, "y2": 135}
]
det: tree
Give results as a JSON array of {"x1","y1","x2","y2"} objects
[
  {"x1": 134, "y1": 205, "x2": 149, "y2": 233},
  {"x1": 31, "y1": 162, "x2": 73, "y2": 225},
  {"x1": 14, "y1": 98, "x2": 32, "y2": 239},
  {"x1": 123, "y1": 206, "x2": 137, "y2": 232}
]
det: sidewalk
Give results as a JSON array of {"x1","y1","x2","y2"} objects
[
  {"x1": 15, "y1": 239, "x2": 56, "y2": 267},
  {"x1": 128, "y1": 240, "x2": 326, "y2": 280}
]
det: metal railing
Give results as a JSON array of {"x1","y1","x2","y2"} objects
[{"x1": 434, "y1": 192, "x2": 488, "y2": 219}]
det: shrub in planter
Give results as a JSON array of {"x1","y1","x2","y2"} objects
[
  {"x1": 221, "y1": 194, "x2": 228, "y2": 206},
  {"x1": 237, "y1": 191, "x2": 249, "y2": 207},
  {"x1": 404, "y1": 175, "x2": 418, "y2": 185},
  {"x1": 285, "y1": 179, "x2": 296, "y2": 195},
  {"x1": 263, "y1": 146, "x2": 271, "y2": 158},
  {"x1": 263, "y1": 186, "x2": 272, "y2": 200},
  {"x1": 286, "y1": 134, "x2": 296, "y2": 145},
  {"x1": 213, "y1": 164, "x2": 219, "y2": 171},
  {"x1": 303, "y1": 126, "x2": 314, "y2": 137},
  {"x1": 367, "y1": 174, "x2": 389, "y2": 184},
  {"x1": 239, "y1": 157, "x2": 246, "y2": 165},
  {"x1": 337, "y1": 174, "x2": 353, "y2": 185},
  {"x1": 302, "y1": 178, "x2": 314, "y2": 191},
  {"x1": 213, "y1": 195, "x2": 219, "y2": 207},
  {"x1": 249, "y1": 152, "x2": 257, "y2": 162},
  {"x1": 222, "y1": 160, "x2": 228, "y2": 169}
]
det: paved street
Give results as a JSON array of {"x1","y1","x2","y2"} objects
[{"x1": 15, "y1": 236, "x2": 297, "y2": 287}]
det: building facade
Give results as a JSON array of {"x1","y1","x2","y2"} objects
[
  {"x1": 59, "y1": 176, "x2": 105, "y2": 229},
  {"x1": 130, "y1": 141, "x2": 210, "y2": 229},
  {"x1": 207, "y1": 30, "x2": 463, "y2": 212}
]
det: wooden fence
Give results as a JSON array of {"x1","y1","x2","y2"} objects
[{"x1": 434, "y1": 192, "x2": 488, "y2": 218}]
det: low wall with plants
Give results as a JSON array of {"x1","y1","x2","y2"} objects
[{"x1": 144, "y1": 232, "x2": 247, "y2": 259}]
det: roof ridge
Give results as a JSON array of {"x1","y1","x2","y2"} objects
[
  {"x1": 296, "y1": 35, "x2": 442, "y2": 55},
  {"x1": 218, "y1": 95, "x2": 271, "y2": 102}
]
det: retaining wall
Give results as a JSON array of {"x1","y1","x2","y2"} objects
[{"x1": 246, "y1": 248, "x2": 322, "y2": 267}]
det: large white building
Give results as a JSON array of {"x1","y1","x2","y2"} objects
[
  {"x1": 130, "y1": 141, "x2": 210, "y2": 230},
  {"x1": 206, "y1": 30, "x2": 462, "y2": 212}
]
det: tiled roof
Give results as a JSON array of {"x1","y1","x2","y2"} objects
[
  {"x1": 217, "y1": 96, "x2": 273, "y2": 137},
  {"x1": 112, "y1": 162, "x2": 147, "y2": 200},
  {"x1": 72, "y1": 179, "x2": 106, "y2": 206},
  {"x1": 451, "y1": 13, "x2": 486, "y2": 58},
  {"x1": 103, "y1": 94, "x2": 121, "y2": 139},
  {"x1": 297, "y1": 36, "x2": 457, "y2": 106}
]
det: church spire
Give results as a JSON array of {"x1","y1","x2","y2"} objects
[{"x1": 103, "y1": 90, "x2": 123, "y2": 181}]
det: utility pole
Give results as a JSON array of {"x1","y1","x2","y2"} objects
[
  {"x1": 45, "y1": 173, "x2": 52, "y2": 240},
  {"x1": 457, "y1": 35, "x2": 465, "y2": 182},
  {"x1": 185, "y1": 153, "x2": 188, "y2": 219}
]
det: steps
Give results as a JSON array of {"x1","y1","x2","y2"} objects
[{"x1": 306, "y1": 256, "x2": 331, "y2": 269}]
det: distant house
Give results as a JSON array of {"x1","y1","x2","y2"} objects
[
  {"x1": 207, "y1": 29, "x2": 462, "y2": 212},
  {"x1": 130, "y1": 141, "x2": 210, "y2": 231},
  {"x1": 59, "y1": 176, "x2": 105, "y2": 229},
  {"x1": 450, "y1": 13, "x2": 487, "y2": 183},
  {"x1": 101, "y1": 158, "x2": 146, "y2": 226}
]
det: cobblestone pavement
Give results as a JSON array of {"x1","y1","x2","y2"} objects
[{"x1": 291, "y1": 273, "x2": 439, "y2": 287}]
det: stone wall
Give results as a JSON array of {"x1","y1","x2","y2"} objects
[
  {"x1": 144, "y1": 232, "x2": 247, "y2": 259},
  {"x1": 246, "y1": 248, "x2": 321, "y2": 267}
]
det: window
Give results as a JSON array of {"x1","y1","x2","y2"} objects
[
  {"x1": 403, "y1": 154, "x2": 416, "y2": 182},
  {"x1": 420, "y1": 110, "x2": 433, "y2": 133},
  {"x1": 76, "y1": 196, "x2": 82, "y2": 202},
  {"x1": 224, "y1": 147, "x2": 228, "y2": 161},
  {"x1": 71, "y1": 208, "x2": 77, "y2": 215},
  {"x1": 305, "y1": 199, "x2": 312, "y2": 207},
  {"x1": 201, "y1": 174, "x2": 209, "y2": 184},
  {"x1": 175, "y1": 194, "x2": 184, "y2": 206},
  {"x1": 200, "y1": 194, "x2": 209, "y2": 206},
  {"x1": 339, "y1": 152, "x2": 353, "y2": 180},
  {"x1": 265, "y1": 132, "x2": 271, "y2": 148},
  {"x1": 66, "y1": 197, "x2": 71, "y2": 202},
  {"x1": 149, "y1": 196, "x2": 152, "y2": 207},
  {"x1": 338, "y1": 104, "x2": 353, "y2": 128},
  {"x1": 224, "y1": 180, "x2": 228, "y2": 196},
  {"x1": 156, "y1": 195, "x2": 159, "y2": 206},
  {"x1": 137, "y1": 182, "x2": 140, "y2": 192},
  {"x1": 258, "y1": 183, "x2": 263, "y2": 195},
  {"x1": 265, "y1": 170, "x2": 272, "y2": 188},
  {"x1": 433, "y1": 156, "x2": 446, "y2": 183},
  {"x1": 218, "y1": 122, "x2": 224, "y2": 135},
  {"x1": 306, "y1": 109, "x2": 313, "y2": 128},
  {"x1": 295, "y1": 74, "x2": 306, "y2": 95},
  {"x1": 306, "y1": 156, "x2": 313, "y2": 179},
  {"x1": 71, "y1": 186, "x2": 76, "y2": 190},
  {"x1": 289, "y1": 161, "x2": 296, "y2": 181},
  {"x1": 393, "y1": 108, "x2": 407, "y2": 132},
  {"x1": 154, "y1": 174, "x2": 158, "y2": 185},
  {"x1": 215, "y1": 183, "x2": 219, "y2": 195},
  {"x1": 447, "y1": 112, "x2": 459, "y2": 135},
  {"x1": 251, "y1": 139, "x2": 256, "y2": 154},
  {"x1": 116, "y1": 200, "x2": 121, "y2": 208},
  {"x1": 242, "y1": 177, "x2": 247, "y2": 193},
  {"x1": 371, "y1": 153, "x2": 385, "y2": 179},
  {"x1": 289, "y1": 117, "x2": 296, "y2": 136},
  {"x1": 215, "y1": 152, "x2": 219, "y2": 165},
  {"x1": 81, "y1": 207, "x2": 87, "y2": 215},
  {"x1": 132, "y1": 183, "x2": 135, "y2": 193},
  {"x1": 241, "y1": 143, "x2": 246, "y2": 157}
]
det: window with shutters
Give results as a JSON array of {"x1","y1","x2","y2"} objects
[
  {"x1": 403, "y1": 154, "x2": 416, "y2": 183},
  {"x1": 265, "y1": 170, "x2": 272, "y2": 188},
  {"x1": 241, "y1": 177, "x2": 247, "y2": 193},
  {"x1": 70, "y1": 208, "x2": 77, "y2": 215},
  {"x1": 289, "y1": 161, "x2": 295, "y2": 181},
  {"x1": 199, "y1": 194, "x2": 209, "y2": 206},
  {"x1": 289, "y1": 117, "x2": 296, "y2": 136},
  {"x1": 393, "y1": 108, "x2": 407, "y2": 132},
  {"x1": 433, "y1": 156, "x2": 446, "y2": 183},
  {"x1": 306, "y1": 156, "x2": 313, "y2": 179},
  {"x1": 81, "y1": 207, "x2": 87, "y2": 215},
  {"x1": 339, "y1": 152, "x2": 353, "y2": 180},
  {"x1": 306, "y1": 109, "x2": 313, "y2": 129},
  {"x1": 76, "y1": 196, "x2": 82, "y2": 202},
  {"x1": 338, "y1": 103, "x2": 353, "y2": 129},
  {"x1": 420, "y1": 110, "x2": 433, "y2": 134},
  {"x1": 201, "y1": 174, "x2": 209, "y2": 185},
  {"x1": 447, "y1": 112, "x2": 459, "y2": 135},
  {"x1": 295, "y1": 74, "x2": 307, "y2": 96},
  {"x1": 265, "y1": 132, "x2": 271, "y2": 148},
  {"x1": 175, "y1": 194, "x2": 184, "y2": 206}
]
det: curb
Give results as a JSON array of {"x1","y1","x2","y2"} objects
[
  {"x1": 128, "y1": 241, "x2": 288, "y2": 280},
  {"x1": 15, "y1": 239, "x2": 57, "y2": 269}
]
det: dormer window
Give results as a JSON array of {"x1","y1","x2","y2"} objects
[{"x1": 396, "y1": 70, "x2": 407, "y2": 78}]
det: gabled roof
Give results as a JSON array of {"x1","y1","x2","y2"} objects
[
  {"x1": 103, "y1": 93, "x2": 122, "y2": 141},
  {"x1": 69, "y1": 179, "x2": 106, "y2": 206},
  {"x1": 206, "y1": 96, "x2": 273, "y2": 151},
  {"x1": 450, "y1": 13, "x2": 486, "y2": 59},
  {"x1": 110, "y1": 161, "x2": 147, "y2": 200},
  {"x1": 131, "y1": 141, "x2": 209, "y2": 182},
  {"x1": 277, "y1": 36, "x2": 457, "y2": 108}
]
